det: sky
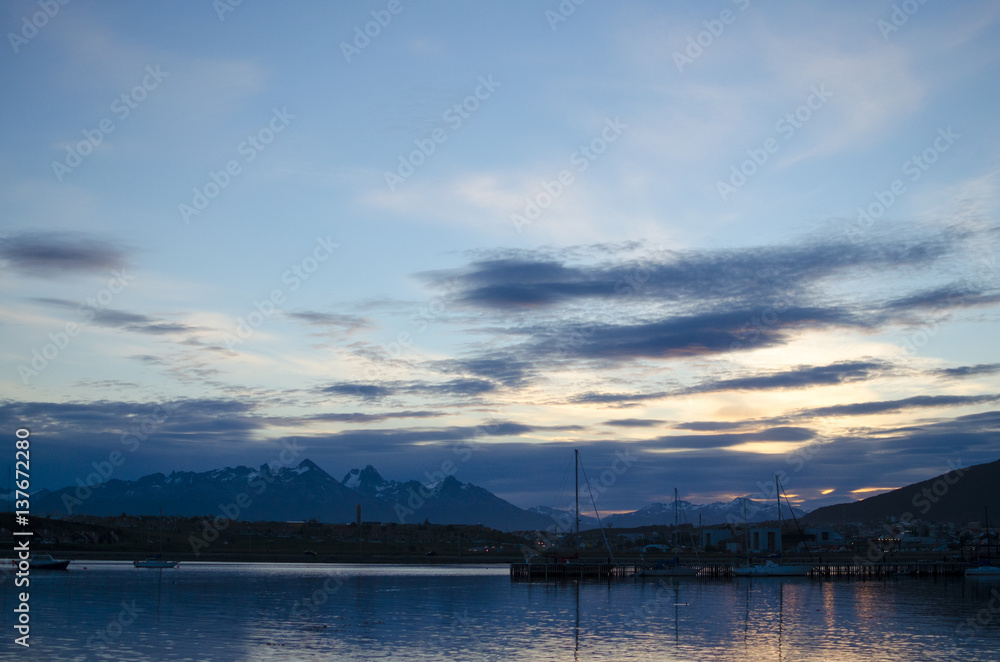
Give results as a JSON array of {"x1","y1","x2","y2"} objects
[{"x1": 1, "y1": 0, "x2": 999, "y2": 515}]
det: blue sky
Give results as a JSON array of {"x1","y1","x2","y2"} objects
[{"x1": 2, "y1": 0, "x2": 999, "y2": 514}]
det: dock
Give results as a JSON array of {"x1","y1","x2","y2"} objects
[{"x1": 510, "y1": 560, "x2": 974, "y2": 580}]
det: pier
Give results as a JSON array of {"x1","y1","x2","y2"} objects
[{"x1": 510, "y1": 560, "x2": 974, "y2": 580}]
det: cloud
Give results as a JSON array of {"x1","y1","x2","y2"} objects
[
  {"x1": 646, "y1": 426, "x2": 817, "y2": 451},
  {"x1": 416, "y1": 231, "x2": 991, "y2": 371},
  {"x1": 603, "y1": 418, "x2": 664, "y2": 427},
  {"x1": 933, "y1": 363, "x2": 1000, "y2": 379},
  {"x1": 286, "y1": 311, "x2": 373, "y2": 334},
  {"x1": 673, "y1": 421, "x2": 757, "y2": 432},
  {"x1": 684, "y1": 360, "x2": 891, "y2": 394},
  {"x1": 321, "y1": 383, "x2": 396, "y2": 400},
  {"x1": 536, "y1": 305, "x2": 855, "y2": 364},
  {"x1": 1, "y1": 232, "x2": 127, "y2": 277},
  {"x1": 422, "y1": 236, "x2": 951, "y2": 311},
  {"x1": 320, "y1": 378, "x2": 499, "y2": 400},
  {"x1": 796, "y1": 394, "x2": 1000, "y2": 419},
  {"x1": 430, "y1": 355, "x2": 533, "y2": 388},
  {"x1": 881, "y1": 282, "x2": 1000, "y2": 314},
  {"x1": 33, "y1": 299, "x2": 200, "y2": 335},
  {"x1": 298, "y1": 411, "x2": 443, "y2": 424},
  {"x1": 571, "y1": 390, "x2": 668, "y2": 406}
]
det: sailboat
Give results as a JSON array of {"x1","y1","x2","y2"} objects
[
  {"x1": 966, "y1": 507, "x2": 1000, "y2": 577},
  {"x1": 638, "y1": 488, "x2": 698, "y2": 577},
  {"x1": 733, "y1": 476, "x2": 811, "y2": 577},
  {"x1": 134, "y1": 509, "x2": 179, "y2": 569}
]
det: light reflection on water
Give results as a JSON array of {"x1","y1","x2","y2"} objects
[{"x1": 1, "y1": 562, "x2": 998, "y2": 661}]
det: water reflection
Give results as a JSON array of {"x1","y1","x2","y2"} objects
[{"x1": 1, "y1": 563, "x2": 998, "y2": 660}]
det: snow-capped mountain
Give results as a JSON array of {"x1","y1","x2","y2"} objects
[
  {"x1": 34, "y1": 460, "x2": 558, "y2": 531},
  {"x1": 34, "y1": 458, "x2": 810, "y2": 532}
]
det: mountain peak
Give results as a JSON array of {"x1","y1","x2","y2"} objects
[{"x1": 342, "y1": 465, "x2": 388, "y2": 493}]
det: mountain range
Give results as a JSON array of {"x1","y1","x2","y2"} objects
[
  {"x1": 29, "y1": 459, "x2": 806, "y2": 532},
  {"x1": 27, "y1": 457, "x2": 998, "y2": 531}
]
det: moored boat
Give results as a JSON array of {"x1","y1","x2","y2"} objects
[
  {"x1": 638, "y1": 488, "x2": 700, "y2": 577},
  {"x1": 966, "y1": 507, "x2": 998, "y2": 578},
  {"x1": 732, "y1": 475, "x2": 812, "y2": 578},
  {"x1": 134, "y1": 555, "x2": 178, "y2": 569},
  {"x1": 965, "y1": 565, "x2": 1000, "y2": 576},
  {"x1": 11, "y1": 554, "x2": 71, "y2": 570}
]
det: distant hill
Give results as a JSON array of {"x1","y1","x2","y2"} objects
[{"x1": 805, "y1": 458, "x2": 1000, "y2": 524}]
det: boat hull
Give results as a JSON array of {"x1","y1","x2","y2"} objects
[
  {"x1": 134, "y1": 560, "x2": 179, "y2": 568},
  {"x1": 11, "y1": 556, "x2": 70, "y2": 570},
  {"x1": 966, "y1": 565, "x2": 1000, "y2": 576}
]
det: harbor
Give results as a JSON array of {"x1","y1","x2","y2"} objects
[{"x1": 510, "y1": 560, "x2": 979, "y2": 580}]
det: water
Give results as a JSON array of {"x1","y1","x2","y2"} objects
[{"x1": 2, "y1": 562, "x2": 999, "y2": 661}]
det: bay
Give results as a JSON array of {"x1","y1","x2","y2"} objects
[{"x1": 2, "y1": 562, "x2": 999, "y2": 661}]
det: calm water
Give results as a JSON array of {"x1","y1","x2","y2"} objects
[{"x1": 2, "y1": 562, "x2": 999, "y2": 661}]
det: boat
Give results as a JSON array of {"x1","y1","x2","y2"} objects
[
  {"x1": 11, "y1": 554, "x2": 71, "y2": 570},
  {"x1": 733, "y1": 475, "x2": 811, "y2": 577},
  {"x1": 133, "y1": 555, "x2": 179, "y2": 569},
  {"x1": 966, "y1": 565, "x2": 1000, "y2": 576},
  {"x1": 135, "y1": 509, "x2": 179, "y2": 569},
  {"x1": 638, "y1": 488, "x2": 699, "y2": 577},
  {"x1": 966, "y1": 507, "x2": 1000, "y2": 577}
]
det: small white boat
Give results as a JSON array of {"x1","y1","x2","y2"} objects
[
  {"x1": 638, "y1": 488, "x2": 700, "y2": 578},
  {"x1": 135, "y1": 509, "x2": 178, "y2": 568},
  {"x1": 733, "y1": 559, "x2": 810, "y2": 577},
  {"x1": 11, "y1": 554, "x2": 71, "y2": 570},
  {"x1": 732, "y1": 476, "x2": 812, "y2": 577},
  {"x1": 134, "y1": 555, "x2": 178, "y2": 569},
  {"x1": 966, "y1": 565, "x2": 1000, "y2": 577},
  {"x1": 966, "y1": 507, "x2": 999, "y2": 577}
]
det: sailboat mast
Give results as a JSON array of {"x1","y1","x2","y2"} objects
[
  {"x1": 674, "y1": 487, "x2": 679, "y2": 549},
  {"x1": 775, "y1": 474, "x2": 781, "y2": 555},
  {"x1": 574, "y1": 449, "x2": 580, "y2": 536}
]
